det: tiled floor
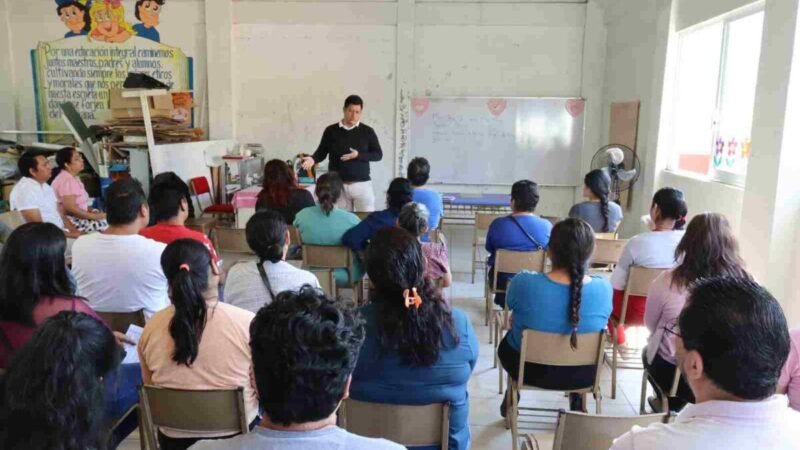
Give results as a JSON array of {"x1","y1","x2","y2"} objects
[{"x1": 120, "y1": 273, "x2": 649, "y2": 450}]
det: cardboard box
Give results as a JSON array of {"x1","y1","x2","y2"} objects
[
  {"x1": 109, "y1": 88, "x2": 174, "y2": 111},
  {"x1": 111, "y1": 107, "x2": 172, "y2": 119}
]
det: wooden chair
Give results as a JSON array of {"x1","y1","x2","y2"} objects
[
  {"x1": 550, "y1": 410, "x2": 671, "y2": 450},
  {"x1": 189, "y1": 176, "x2": 234, "y2": 219},
  {"x1": 311, "y1": 268, "x2": 337, "y2": 298},
  {"x1": 640, "y1": 365, "x2": 682, "y2": 414},
  {"x1": 0, "y1": 210, "x2": 25, "y2": 239},
  {"x1": 504, "y1": 330, "x2": 606, "y2": 450},
  {"x1": 489, "y1": 250, "x2": 547, "y2": 393},
  {"x1": 138, "y1": 385, "x2": 250, "y2": 450},
  {"x1": 541, "y1": 216, "x2": 562, "y2": 226},
  {"x1": 608, "y1": 266, "x2": 666, "y2": 399},
  {"x1": 595, "y1": 232, "x2": 619, "y2": 240},
  {"x1": 185, "y1": 216, "x2": 217, "y2": 242},
  {"x1": 339, "y1": 399, "x2": 450, "y2": 450},
  {"x1": 288, "y1": 225, "x2": 302, "y2": 246},
  {"x1": 590, "y1": 238, "x2": 628, "y2": 270},
  {"x1": 355, "y1": 211, "x2": 372, "y2": 220},
  {"x1": 96, "y1": 310, "x2": 146, "y2": 334},
  {"x1": 472, "y1": 212, "x2": 503, "y2": 302},
  {"x1": 214, "y1": 226, "x2": 253, "y2": 254},
  {"x1": 302, "y1": 244, "x2": 363, "y2": 303}
]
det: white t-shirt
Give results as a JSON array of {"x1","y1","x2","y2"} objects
[
  {"x1": 9, "y1": 177, "x2": 65, "y2": 229},
  {"x1": 610, "y1": 230, "x2": 684, "y2": 290},
  {"x1": 72, "y1": 233, "x2": 169, "y2": 317},
  {"x1": 225, "y1": 260, "x2": 321, "y2": 314}
]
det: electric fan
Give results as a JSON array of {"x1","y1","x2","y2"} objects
[{"x1": 589, "y1": 144, "x2": 641, "y2": 203}]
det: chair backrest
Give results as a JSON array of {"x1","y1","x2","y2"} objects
[
  {"x1": 189, "y1": 177, "x2": 212, "y2": 196},
  {"x1": 288, "y1": 225, "x2": 301, "y2": 246},
  {"x1": 355, "y1": 211, "x2": 371, "y2": 220},
  {"x1": 97, "y1": 310, "x2": 146, "y2": 334},
  {"x1": 518, "y1": 330, "x2": 605, "y2": 391},
  {"x1": 215, "y1": 227, "x2": 253, "y2": 254},
  {"x1": 625, "y1": 266, "x2": 666, "y2": 297},
  {"x1": 340, "y1": 399, "x2": 449, "y2": 449},
  {"x1": 302, "y1": 245, "x2": 353, "y2": 284},
  {"x1": 139, "y1": 385, "x2": 249, "y2": 449},
  {"x1": 492, "y1": 250, "x2": 547, "y2": 292},
  {"x1": 542, "y1": 216, "x2": 562, "y2": 226},
  {"x1": 595, "y1": 232, "x2": 618, "y2": 240},
  {"x1": 475, "y1": 212, "x2": 502, "y2": 231},
  {"x1": 553, "y1": 411, "x2": 670, "y2": 450},
  {"x1": 311, "y1": 269, "x2": 337, "y2": 298},
  {"x1": 0, "y1": 210, "x2": 25, "y2": 235},
  {"x1": 590, "y1": 239, "x2": 628, "y2": 266}
]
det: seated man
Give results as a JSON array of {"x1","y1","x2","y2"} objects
[
  {"x1": 72, "y1": 178, "x2": 169, "y2": 317},
  {"x1": 190, "y1": 286, "x2": 404, "y2": 450},
  {"x1": 9, "y1": 150, "x2": 79, "y2": 238},
  {"x1": 611, "y1": 277, "x2": 800, "y2": 450}
]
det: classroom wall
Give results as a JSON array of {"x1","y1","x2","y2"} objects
[{"x1": 0, "y1": 0, "x2": 15, "y2": 132}]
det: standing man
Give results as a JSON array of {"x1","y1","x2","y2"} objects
[{"x1": 301, "y1": 95, "x2": 383, "y2": 212}]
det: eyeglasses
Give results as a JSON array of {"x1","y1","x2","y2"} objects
[{"x1": 664, "y1": 320, "x2": 682, "y2": 339}]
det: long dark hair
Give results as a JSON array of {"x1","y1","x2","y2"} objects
[
  {"x1": 258, "y1": 159, "x2": 298, "y2": 210},
  {"x1": 584, "y1": 169, "x2": 612, "y2": 232},
  {"x1": 161, "y1": 239, "x2": 213, "y2": 367},
  {"x1": 548, "y1": 219, "x2": 595, "y2": 349},
  {"x1": 365, "y1": 228, "x2": 457, "y2": 366},
  {"x1": 386, "y1": 178, "x2": 414, "y2": 211},
  {"x1": 315, "y1": 172, "x2": 343, "y2": 215},
  {"x1": 49, "y1": 147, "x2": 78, "y2": 183},
  {"x1": 0, "y1": 311, "x2": 118, "y2": 450},
  {"x1": 246, "y1": 210, "x2": 287, "y2": 264},
  {"x1": 671, "y1": 213, "x2": 750, "y2": 290},
  {"x1": 652, "y1": 187, "x2": 688, "y2": 230},
  {"x1": 0, "y1": 223, "x2": 75, "y2": 326}
]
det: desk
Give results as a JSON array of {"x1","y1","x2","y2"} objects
[
  {"x1": 232, "y1": 184, "x2": 316, "y2": 228},
  {"x1": 442, "y1": 193, "x2": 511, "y2": 225}
]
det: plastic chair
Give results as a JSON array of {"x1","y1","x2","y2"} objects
[
  {"x1": 189, "y1": 177, "x2": 234, "y2": 218},
  {"x1": 302, "y1": 244, "x2": 363, "y2": 303},
  {"x1": 138, "y1": 385, "x2": 250, "y2": 450},
  {"x1": 339, "y1": 399, "x2": 450, "y2": 450},
  {"x1": 504, "y1": 330, "x2": 606, "y2": 450},
  {"x1": 96, "y1": 310, "x2": 146, "y2": 334},
  {"x1": 551, "y1": 410, "x2": 671, "y2": 450},
  {"x1": 608, "y1": 266, "x2": 666, "y2": 399}
]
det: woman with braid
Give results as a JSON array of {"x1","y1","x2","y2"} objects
[
  {"x1": 498, "y1": 219, "x2": 612, "y2": 414},
  {"x1": 569, "y1": 169, "x2": 623, "y2": 233}
]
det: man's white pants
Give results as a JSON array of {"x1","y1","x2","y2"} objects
[{"x1": 337, "y1": 180, "x2": 375, "y2": 212}]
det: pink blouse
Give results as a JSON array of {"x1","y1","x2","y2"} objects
[
  {"x1": 51, "y1": 170, "x2": 90, "y2": 212},
  {"x1": 422, "y1": 241, "x2": 449, "y2": 281},
  {"x1": 644, "y1": 270, "x2": 688, "y2": 365},
  {"x1": 779, "y1": 328, "x2": 800, "y2": 411}
]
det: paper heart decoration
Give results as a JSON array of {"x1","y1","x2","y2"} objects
[
  {"x1": 566, "y1": 99, "x2": 585, "y2": 118},
  {"x1": 487, "y1": 99, "x2": 507, "y2": 117},
  {"x1": 411, "y1": 98, "x2": 430, "y2": 117}
]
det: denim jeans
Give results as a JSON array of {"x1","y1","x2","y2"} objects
[{"x1": 105, "y1": 363, "x2": 142, "y2": 448}]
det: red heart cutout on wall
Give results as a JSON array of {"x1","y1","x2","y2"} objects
[
  {"x1": 411, "y1": 98, "x2": 430, "y2": 117},
  {"x1": 487, "y1": 99, "x2": 507, "y2": 117},
  {"x1": 566, "y1": 99, "x2": 585, "y2": 117}
]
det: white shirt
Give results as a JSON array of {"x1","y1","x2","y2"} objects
[
  {"x1": 610, "y1": 230, "x2": 684, "y2": 290},
  {"x1": 339, "y1": 121, "x2": 360, "y2": 131},
  {"x1": 9, "y1": 177, "x2": 65, "y2": 229},
  {"x1": 610, "y1": 395, "x2": 800, "y2": 450},
  {"x1": 72, "y1": 233, "x2": 169, "y2": 317},
  {"x1": 224, "y1": 260, "x2": 321, "y2": 314}
]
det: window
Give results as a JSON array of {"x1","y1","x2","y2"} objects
[{"x1": 668, "y1": 9, "x2": 764, "y2": 185}]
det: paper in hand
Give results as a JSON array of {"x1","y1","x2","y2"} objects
[{"x1": 121, "y1": 324, "x2": 144, "y2": 365}]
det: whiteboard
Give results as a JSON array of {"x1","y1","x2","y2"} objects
[{"x1": 408, "y1": 97, "x2": 586, "y2": 185}]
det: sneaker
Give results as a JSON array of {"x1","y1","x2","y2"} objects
[{"x1": 648, "y1": 395, "x2": 664, "y2": 413}]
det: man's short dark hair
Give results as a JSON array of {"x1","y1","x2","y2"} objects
[
  {"x1": 250, "y1": 286, "x2": 365, "y2": 425},
  {"x1": 135, "y1": 0, "x2": 165, "y2": 21},
  {"x1": 344, "y1": 95, "x2": 363, "y2": 110},
  {"x1": 386, "y1": 177, "x2": 414, "y2": 211},
  {"x1": 680, "y1": 277, "x2": 790, "y2": 400},
  {"x1": 104, "y1": 178, "x2": 147, "y2": 226},
  {"x1": 17, "y1": 151, "x2": 43, "y2": 179},
  {"x1": 511, "y1": 179, "x2": 540, "y2": 212},
  {"x1": 407, "y1": 157, "x2": 431, "y2": 187},
  {"x1": 148, "y1": 184, "x2": 184, "y2": 223}
]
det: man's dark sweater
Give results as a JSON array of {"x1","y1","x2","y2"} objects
[{"x1": 312, "y1": 123, "x2": 383, "y2": 182}]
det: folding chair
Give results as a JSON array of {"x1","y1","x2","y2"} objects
[
  {"x1": 608, "y1": 266, "x2": 666, "y2": 399},
  {"x1": 472, "y1": 213, "x2": 503, "y2": 287},
  {"x1": 551, "y1": 410, "x2": 671, "y2": 450},
  {"x1": 189, "y1": 177, "x2": 234, "y2": 220},
  {"x1": 311, "y1": 268, "x2": 337, "y2": 298},
  {"x1": 640, "y1": 365, "x2": 682, "y2": 414},
  {"x1": 302, "y1": 244, "x2": 363, "y2": 303},
  {"x1": 138, "y1": 385, "x2": 250, "y2": 450},
  {"x1": 340, "y1": 399, "x2": 450, "y2": 450},
  {"x1": 504, "y1": 330, "x2": 606, "y2": 450},
  {"x1": 96, "y1": 310, "x2": 146, "y2": 334}
]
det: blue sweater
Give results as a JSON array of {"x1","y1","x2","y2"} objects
[
  {"x1": 506, "y1": 271, "x2": 613, "y2": 351},
  {"x1": 342, "y1": 209, "x2": 399, "y2": 252},
  {"x1": 412, "y1": 188, "x2": 443, "y2": 242},
  {"x1": 351, "y1": 304, "x2": 479, "y2": 450}
]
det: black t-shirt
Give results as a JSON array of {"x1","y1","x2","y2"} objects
[
  {"x1": 255, "y1": 188, "x2": 315, "y2": 224},
  {"x1": 312, "y1": 123, "x2": 383, "y2": 182}
]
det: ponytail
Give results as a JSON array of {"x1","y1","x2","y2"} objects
[
  {"x1": 584, "y1": 169, "x2": 611, "y2": 232},
  {"x1": 652, "y1": 187, "x2": 688, "y2": 230},
  {"x1": 315, "y1": 172, "x2": 344, "y2": 216},
  {"x1": 398, "y1": 203, "x2": 429, "y2": 238},
  {"x1": 161, "y1": 239, "x2": 212, "y2": 367},
  {"x1": 568, "y1": 261, "x2": 586, "y2": 350},
  {"x1": 599, "y1": 196, "x2": 610, "y2": 233}
]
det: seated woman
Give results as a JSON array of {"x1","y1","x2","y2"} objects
[
  {"x1": 569, "y1": 169, "x2": 623, "y2": 234},
  {"x1": 226, "y1": 210, "x2": 320, "y2": 313},
  {"x1": 780, "y1": 328, "x2": 800, "y2": 411},
  {"x1": 342, "y1": 177, "x2": 413, "y2": 252},
  {"x1": 407, "y1": 157, "x2": 444, "y2": 242},
  {"x1": 610, "y1": 187, "x2": 687, "y2": 341},
  {"x1": 138, "y1": 239, "x2": 259, "y2": 450},
  {"x1": 294, "y1": 172, "x2": 363, "y2": 286},
  {"x1": 644, "y1": 213, "x2": 750, "y2": 412},
  {"x1": 498, "y1": 218, "x2": 612, "y2": 414},
  {"x1": 255, "y1": 159, "x2": 315, "y2": 224},
  {"x1": 0, "y1": 311, "x2": 119, "y2": 450},
  {"x1": 486, "y1": 180, "x2": 552, "y2": 307},
  {"x1": 397, "y1": 202, "x2": 452, "y2": 288},
  {"x1": 50, "y1": 146, "x2": 108, "y2": 233},
  {"x1": 351, "y1": 228, "x2": 478, "y2": 450},
  {"x1": 0, "y1": 222, "x2": 140, "y2": 447}
]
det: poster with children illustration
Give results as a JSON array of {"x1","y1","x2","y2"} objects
[{"x1": 32, "y1": 0, "x2": 191, "y2": 132}]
